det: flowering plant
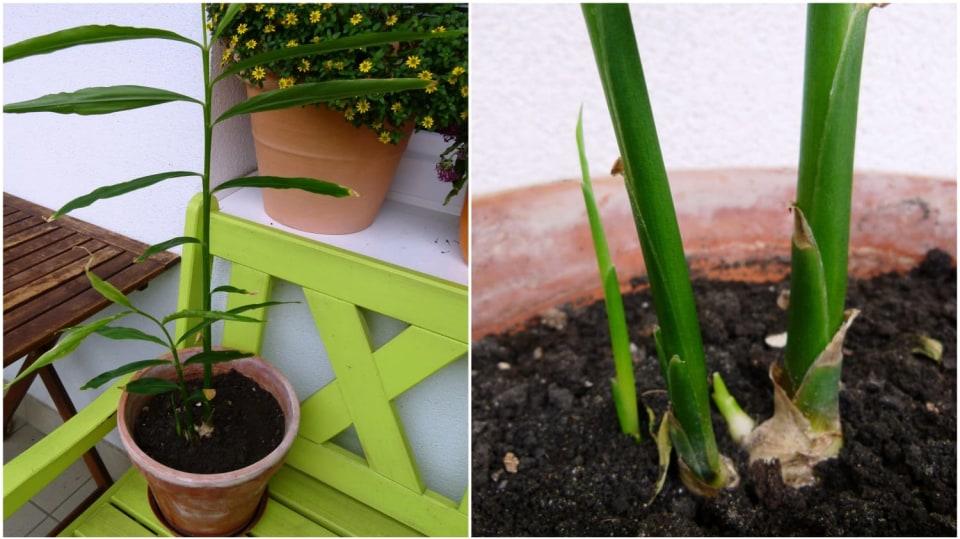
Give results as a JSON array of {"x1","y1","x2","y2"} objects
[{"x1": 208, "y1": 3, "x2": 468, "y2": 202}]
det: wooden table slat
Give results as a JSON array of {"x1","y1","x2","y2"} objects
[
  {"x1": 3, "y1": 222, "x2": 60, "y2": 250},
  {"x1": 4, "y1": 228, "x2": 75, "y2": 262},
  {"x1": 4, "y1": 238, "x2": 107, "y2": 291},
  {"x1": 4, "y1": 233, "x2": 90, "y2": 279},
  {"x1": 3, "y1": 211, "x2": 31, "y2": 226},
  {"x1": 3, "y1": 216, "x2": 46, "y2": 238}
]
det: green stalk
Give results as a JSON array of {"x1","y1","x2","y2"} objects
[
  {"x1": 575, "y1": 108, "x2": 640, "y2": 441},
  {"x1": 582, "y1": 3, "x2": 723, "y2": 487},
  {"x1": 200, "y1": 3, "x2": 214, "y2": 387},
  {"x1": 785, "y1": 4, "x2": 872, "y2": 400}
]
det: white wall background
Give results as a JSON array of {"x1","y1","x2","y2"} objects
[
  {"x1": 473, "y1": 3, "x2": 957, "y2": 194},
  {"x1": 3, "y1": 3, "x2": 466, "y2": 501}
]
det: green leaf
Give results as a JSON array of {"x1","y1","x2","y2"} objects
[
  {"x1": 49, "y1": 172, "x2": 201, "y2": 220},
  {"x1": 182, "y1": 350, "x2": 253, "y2": 367},
  {"x1": 666, "y1": 356, "x2": 720, "y2": 483},
  {"x1": 124, "y1": 377, "x2": 180, "y2": 395},
  {"x1": 216, "y1": 79, "x2": 428, "y2": 123},
  {"x1": 212, "y1": 285, "x2": 253, "y2": 295},
  {"x1": 3, "y1": 311, "x2": 131, "y2": 390},
  {"x1": 81, "y1": 359, "x2": 170, "y2": 390},
  {"x1": 215, "y1": 30, "x2": 464, "y2": 83},
  {"x1": 162, "y1": 309, "x2": 261, "y2": 325},
  {"x1": 4, "y1": 24, "x2": 199, "y2": 62},
  {"x1": 134, "y1": 236, "x2": 201, "y2": 263},
  {"x1": 212, "y1": 176, "x2": 353, "y2": 197},
  {"x1": 211, "y1": 4, "x2": 243, "y2": 42},
  {"x1": 4, "y1": 85, "x2": 202, "y2": 115},
  {"x1": 175, "y1": 301, "x2": 292, "y2": 345},
  {"x1": 95, "y1": 326, "x2": 168, "y2": 348},
  {"x1": 227, "y1": 301, "x2": 297, "y2": 314},
  {"x1": 85, "y1": 265, "x2": 134, "y2": 310}
]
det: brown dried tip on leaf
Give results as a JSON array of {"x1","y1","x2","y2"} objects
[
  {"x1": 610, "y1": 157, "x2": 624, "y2": 176},
  {"x1": 503, "y1": 452, "x2": 519, "y2": 474},
  {"x1": 348, "y1": 188, "x2": 361, "y2": 198},
  {"x1": 777, "y1": 289, "x2": 790, "y2": 310},
  {"x1": 791, "y1": 206, "x2": 816, "y2": 250},
  {"x1": 912, "y1": 334, "x2": 943, "y2": 363},
  {"x1": 677, "y1": 454, "x2": 739, "y2": 497}
]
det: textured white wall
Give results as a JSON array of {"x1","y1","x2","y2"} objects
[
  {"x1": 3, "y1": 4, "x2": 466, "y2": 501},
  {"x1": 473, "y1": 3, "x2": 957, "y2": 194}
]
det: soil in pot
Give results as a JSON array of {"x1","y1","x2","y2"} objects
[
  {"x1": 472, "y1": 249, "x2": 956, "y2": 536},
  {"x1": 133, "y1": 370, "x2": 285, "y2": 474}
]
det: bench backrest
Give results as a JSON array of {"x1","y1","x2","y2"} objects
[{"x1": 174, "y1": 195, "x2": 468, "y2": 536}]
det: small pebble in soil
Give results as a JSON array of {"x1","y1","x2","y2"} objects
[
  {"x1": 503, "y1": 452, "x2": 519, "y2": 474},
  {"x1": 497, "y1": 361, "x2": 511, "y2": 370},
  {"x1": 541, "y1": 307, "x2": 568, "y2": 331}
]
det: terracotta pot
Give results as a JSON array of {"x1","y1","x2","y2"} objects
[
  {"x1": 472, "y1": 168, "x2": 956, "y2": 339},
  {"x1": 246, "y1": 80, "x2": 413, "y2": 234},
  {"x1": 117, "y1": 349, "x2": 300, "y2": 536},
  {"x1": 459, "y1": 192, "x2": 469, "y2": 262}
]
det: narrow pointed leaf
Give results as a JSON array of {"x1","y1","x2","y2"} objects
[
  {"x1": 4, "y1": 85, "x2": 201, "y2": 115},
  {"x1": 175, "y1": 301, "x2": 293, "y2": 345},
  {"x1": 183, "y1": 350, "x2": 253, "y2": 367},
  {"x1": 211, "y1": 4, "x2": 243, "y2": 42},
  {"x1": 215, "y1": 30, "x2": 464, "y2": 82},
  {"x1": 216, "y1": 79, "x2": 428, "y2": 123},
  {"x1": 212, "y1": 176, "x2": 353, "y2": 197},
  {"x1": 81, "y1": 359, "x2": 170, "y2": 390},
  {"x1": 666, "y1": 356, "x2": 720, "y2": 483},
  {"x1": 3, "y1": 312, "x2": 131, "y2": 390},
  {"x1": 135, "y1": 236, "x2": 201, "y2": 263},
  {"x1": 124, "y1": 377, "x2": 179, "y2": 395},
  {"x1": 85, "y1": 265, "x2": 134, "y2": 310},
  {"x1": 162, "y1": 309, "x2": 261, "y2": 325},
  {"x1": 50, "y1": 172, "x2": 201, "y2": 220},
  {"x1": 227, "y1": 300, "x2": 297, "y2": 314},
  {"x1": 212, "y1": 285, "x2": 253, "y2": 295},
  {"x1": 95, "y1": 326, "x2": 168, "y2": 348},
  {"x1": 4, "y1": 25, "x2": 199, "y2": 62}
]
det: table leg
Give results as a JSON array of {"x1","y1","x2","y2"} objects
[
  {"x1": 3, "y1": 340, "x2": 55, "y2": 437},
  {"x1": 38, "y1": 365, "x2": 114, "y2": 489}
]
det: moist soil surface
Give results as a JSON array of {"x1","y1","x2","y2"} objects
[
  {"x1": 134, "y1": 370, "x2": 284, "y2": 474},
  {"x1": 472, "y1": 250, "x2": 956, "y2": 536}
]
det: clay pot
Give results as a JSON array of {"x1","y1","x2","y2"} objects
[
  {"x1": 472, "y1": 168, "x2": 956, "y2": 338},
  {"x1": 117, "y1": 349, "x2": 300, "y2": 536},
  {"x1": 246, "y1": 79, "x2": 413, "y2": 234},
  {"x1": 459, "y1": 193, "x2": 469, "y2": 262}
]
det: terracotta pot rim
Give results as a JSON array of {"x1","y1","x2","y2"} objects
[{"x1": 116, "y1": 350, "x2": 300, "y2": 488}]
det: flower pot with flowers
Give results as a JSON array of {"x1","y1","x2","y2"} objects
[{"x1": 210, "y1": 3, "x2": 468, "y2": 235}]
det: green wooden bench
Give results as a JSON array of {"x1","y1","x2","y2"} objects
[{"x1": 4, "y1": 194, "x2": 469, "y2": 537}]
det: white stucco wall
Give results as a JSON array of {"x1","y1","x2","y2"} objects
[
  {"x1": 3, "y1": 3, "x2": 466, "y2": 501},
  {"x1": 473, "y1": 3, "x2": 957, "y2": 194}
]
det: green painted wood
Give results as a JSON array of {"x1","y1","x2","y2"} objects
[
  {"x1": 249, "y1": 497, "x2": 338, "y2": 537},
  {"x1": 209, "y1": 211, "x2": 467, "y2": 342},
  {"x1": 221, "y1": 263, "x2": 274, "y2": 354},
  {"x1": 107, "y1": 469, "x2": 172, "y2": 536},
  {"x1": 269, "y1": 465, "x2": 420, "y2": 537},
  {"x1": 72, "y1": 504, "x2": 156, "y2": 537},
  {"x1": 3, "y1": 378, "x2": 126, "y2": 518},
  {"x1": 173, "y1": 194, "x2": 213, "y2": 344},
  {"x1": 298, "y1": 325, "x2": 466, "y2": 445},
  {"x1": 305, "y1": 289, "x2": 424, "y2": 492},
  {"x1": 286, "y1": 437, "x2": 465, "y2": 537}
]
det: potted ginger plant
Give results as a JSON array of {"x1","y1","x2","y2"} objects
[
  {"x1": 210, "y1": 3, "x2": 468, "y2": 235},
  {"x1": 3, "y1": 3, "x2": 439, "y2": 535}
]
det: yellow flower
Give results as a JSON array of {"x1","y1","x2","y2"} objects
[
  {"x1": 236, "y1": 23, "x2": 248, "y2": 35},
  {"x1": 251, "y1": 66, "x2": 266, "y2": 81},
  {"x1": 283, "y1": 12, "x2": 298, "y2": 27},
  {"x1": 418, "y1": 70, "x2": 433, "y2": 81},
  {"x1": 230, "y1": 34, "x2": 239, "y2": 47},
  {"x1": 245, "y1": 39, "x2": 257, "y2": 50},
  {"x1": 323, "y1": 3, "x2": 333, "y2": 9},
  {"x1": 359, "y1": 59, "x2": 373, "y2": 73},
  {"x1": 372, "y1": 122, "x2": 382, "y2": 129},
  {"x1": 266, "y1": 7, "x2": 276, "y2": 18},
  {"x1": 391, "y1": 102, "x2": 403, "y2": 113},
  {"x1": 206, "y1": 20, "x2": 214, "y2": 31},
  {"x1": 350, "y1": 13, "x2": 363, "y2": 25},
  {"x1": 451, "y1": 66, "x2": 466, "y2": 76},
  {"x1": 286, "y1": 39, "x2": 299, "y2": 48},
  {"x1": 460, "y1": 110, "x2": 468, "y2": 120},
  {"x1": 323, "y1": 59, "x2": 334, "y2": 70},
  {"x1": 385, "y1": 14, "x2": 398, "y2": 26},
  {"x1": 311, "y1": 36, "x2": 321, "y2": 43},
  {"x1": 334, "y1": 61, "x2": 345, "y2": 71},
  {"x1": 278, "y1": 76, "x2": 295, "y2": 89},
  {"x1": 378, "y1": 131, "x2": 392, "y2": 144},
  {"x1": 420, "y1": 116, "x2": 434, "y2": 129},
  {"x1": 405, "y1": 56, "x2": 421, "y2": 69},
  {"x1": 264, "y1": 24, "x2": 276, "y2": 33},
  {"x1": 432, "y1": 26, "x2": 446, "y2": 33},
  {"x1": 298, "y1": 58, "x2": 311, "y2": 72},
  {"x1": 344, "y1": 109, "x2": 355, "y2": 120},
  {"x1": 461, "y1": 85, "x2": 468, "y2": 97},
  {"x1": 356, "y1": 99, "x2": 370, "y2": 114},
  {"x1": 220, "y1": 48, "x2": 234, "y2": 63},
  {"x1": 425, "y1": 81, "x2": 438, "y2": 94},
  {"x1": 309, "y1": 10, "x2": 322, "y2": 23},
  {"x1": 254, "y1": 4, "x2": 264, "y2": 12}
]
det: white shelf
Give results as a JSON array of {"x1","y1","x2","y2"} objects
[{"x1": 217, "y1": 187, "x2": 467, "y2": 286}]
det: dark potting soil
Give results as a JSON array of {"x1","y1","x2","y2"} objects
[
  {"x1": 472, "y1": 249, "x2": 956, "y2": 536},
  {"x1": 133, "y1": 370, "x2": 284, "y2": 474}
]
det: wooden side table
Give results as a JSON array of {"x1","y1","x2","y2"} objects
[{"x1": 3, "y1": 192, "x2": 179, "y2": 520}]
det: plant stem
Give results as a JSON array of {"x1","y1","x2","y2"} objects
[
  {"x1": 582, "y1": 3, "x2": 723, "y2": 486},
  {"x1": 785, "y1": 3, "x2": 872, "y2": 394},
  {"x1": 200, "y1": 3, "x2": 214, "y2": 388}
]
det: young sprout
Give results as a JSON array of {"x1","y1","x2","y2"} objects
[
  {"x1": 581, "y1": 3, "x2": 736, "y2": 494},
  {"x1": 575, "y1": 108, "x2": 640, "y2": 440},
  {"x1": 724, "y1": 3, "x2": 876, "y2": 487}
]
